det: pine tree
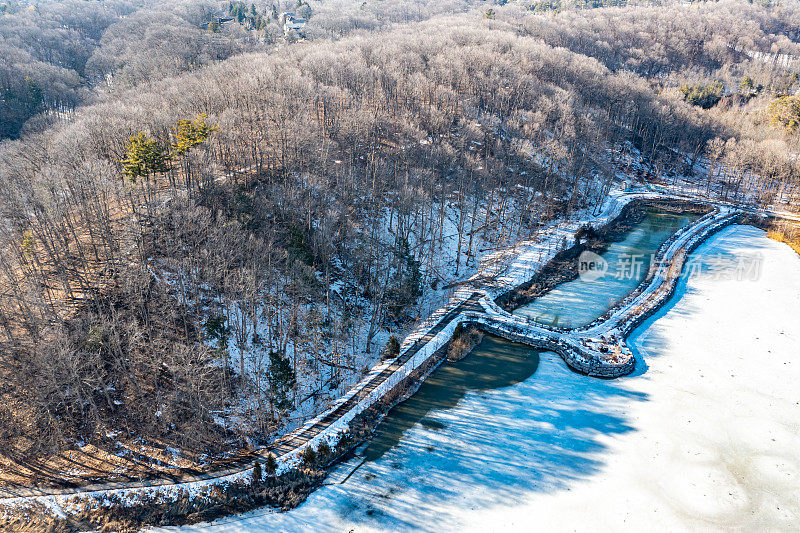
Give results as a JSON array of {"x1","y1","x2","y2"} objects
[
  {"x1": 268, "y1": 350, "x2": 296, "y2": 411},
  {"x1": 317, "y1": 441, "x2": 331, "y2": 462},
  {"x1": 204, "y1": 315, "x2": 230, "y2": 351},
  {"x1": 252, "y1": 460, "x2": 262, "y2": 484},
  {"x1": 740, "y1": 75, "x2": 754, "y2": 94},
  {"x1": 385, "y1": 237, "x2": 422, "y2": 322},
  {"x1": 23, "y1": 76, "x2": 43, "y2": 111},
  {"x1": 380, "y1": 335, "x2": 400, "y2": 361},
  {"x1": 171, "y1": 114, "x2": 219, "y2": 156},
  {"x1": 264, "y1": 453, "x2": 277, "y2": 477},
  {"x1": 768, "y1": 95, "x2": 800, "y2": 132},
  {"x1": 119, "y1": 132, "x2": 171, "y2": 182},
  {"x1": 302, "y1": 445, "x2": 317, "y2": 467}
]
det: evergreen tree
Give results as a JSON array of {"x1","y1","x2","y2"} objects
[
  {"x1": 268, "y1": 350, "x2": 296, "y2": 411},
  {"x1": 679, "y1": 81, "x2": 724, "y2": 109},
  {"x1": 302, "y1": 445, "x2": 317, "y2": 467},
  {"x1": 740, "y1": 75, "x2": 754, "y2": 94},
  {"x1": 172, "y1": 114, "x2": 219, "y2": 156},
  {"x1": 264, "y1": 453, "x2": 278, "y2": 477},
  {"x1": 204, "y1": 315, "x2": 230, "y2": 351},
  {"x1": 317, "y1": 440, "x2": 331, "y2": 462},
  {"x1": 769, "y1": 95, "x2": 800, "y2": 132},
  {"x1": 24, "y1": 76, "x2": 43, "y2": 111},
  {"x1": 252, "y1": 460, "x2": 262, "y2": 483},
  {"x1": 380, "y1": 335, "x2": 400, "y2": 360},
  {"x1": 119, "y1": 132, "x2": 171, "y2": 181},
  {"x1": 385, "y1": 236, "x2": 422, "y2": 323}
]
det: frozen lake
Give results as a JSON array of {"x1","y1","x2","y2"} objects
[
  {"x1": 512, "y1": 208, "x2": 696, "y2": 328},
  {"x1": 161, "y1": 224, "x2": 800, "y2": 532}
]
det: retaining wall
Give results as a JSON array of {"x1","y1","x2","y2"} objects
[{"x1": 463, "y1": 316, "x2": 635, "y2": 378}]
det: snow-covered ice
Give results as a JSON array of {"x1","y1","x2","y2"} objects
[{"x1": 155, "y1": 224, "x2": 800, "y2": 532}]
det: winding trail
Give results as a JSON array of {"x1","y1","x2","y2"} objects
[{"x1": 0, "y1": 194, "x2": 790, "y2": 511}]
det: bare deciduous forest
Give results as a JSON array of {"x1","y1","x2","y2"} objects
[{"x1": 0, "y1": 0, "x2": 799, "y2": 486}]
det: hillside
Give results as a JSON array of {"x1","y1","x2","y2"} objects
[{"x1": 0, "y1": 1, "x2": 798, "y2": 527}]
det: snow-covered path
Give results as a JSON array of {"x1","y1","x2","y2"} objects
[
  {"x1": 160, "y1": 224, "x2": 800, "y2": 532},
  {"x1": 0, "y1": 193, "x2": 786, "y2": 515},
  {"x1": 0, "y1": 190, "x2": 654, "y2": 509}
]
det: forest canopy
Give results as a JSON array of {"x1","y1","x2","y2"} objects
[{"x1": 0, "y1": 0, "x2": 798, "y2": 480}]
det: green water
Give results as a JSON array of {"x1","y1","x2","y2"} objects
[
  {"x1": 512, "y1": 209, "x2": 697, "y2": 329},
  {"x1": 362, "y1": 335, "x2": 540, "y2": 462},
  {"x1": 361, "y1": 208, "x2": 694, "y2": 464}
]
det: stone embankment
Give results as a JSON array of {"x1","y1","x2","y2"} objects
[
  {"x1": 0, "y1": 196, "x2": 744, "y2": 511},
  {"x1": 459, "y1": 206, "x2": 738, "y2": 378}
]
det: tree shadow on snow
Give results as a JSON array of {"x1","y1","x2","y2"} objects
[
  {"x1": 325, "y1": 335, "x2": 648, "y2": 531},
  {"x1": 176, "y1": 229, "x2": 763, "y2": 532}
]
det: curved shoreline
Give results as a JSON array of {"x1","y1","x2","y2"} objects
[
  {"x1": 456, "y1": 206, "x2": 737, "y2": 378},
  {"x1": 0, "y1": 194, "x2": 784, "y2": 527}
]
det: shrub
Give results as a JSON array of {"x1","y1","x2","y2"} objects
[
  {"x1": 317, "y1": 441, "x2": 331, "y2": 463},
  {"x1": 380, "y1": 335, "x2": 400, "y2": 361},
  {"x1": 447, "y1": 325, "x2": 483, "y2": 361},
  {"x1": 264, "y1": 453, "x2": 277, "y2": 477},
  {"x1": 302, "y1": 445, "x2": 317, "y2": 467}
]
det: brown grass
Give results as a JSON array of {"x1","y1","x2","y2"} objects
[
  {"x1": 447, "y1": 325, "x2": 484, "y2": 362},
  {"x1": 767, "y1": 225, "x2": 800, "y2": 256}
]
